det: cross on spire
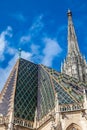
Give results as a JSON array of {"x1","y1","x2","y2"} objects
[{"x1": 18, "y1": 48, "x2": 22, "y2": 59}]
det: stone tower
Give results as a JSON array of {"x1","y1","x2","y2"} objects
[{"x1": 61, "y1": 9, "x2": 87, "y2": 82}]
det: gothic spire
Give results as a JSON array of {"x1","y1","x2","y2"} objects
[
  {"x1": 67, "y1": 9, "x2": 80, "y2": 55},
  {"x1": 61, "y1": 10, "x2": 87, "y2": 82}
]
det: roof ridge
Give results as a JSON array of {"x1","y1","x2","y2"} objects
[
  {"x1": 0, "y1": 60, "x2": 18, "y2": 101},
  {"x1": 0, "y1": 60, "x2": 19, "y2": 116}
]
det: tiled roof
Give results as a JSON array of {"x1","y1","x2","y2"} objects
[{"x1": 0, "y1": 58, "x2": 86, "y2": 122}]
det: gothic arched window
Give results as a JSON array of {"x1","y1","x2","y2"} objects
[{"x1": 66, "y1": 123, "x2": 81, "y2": 130}]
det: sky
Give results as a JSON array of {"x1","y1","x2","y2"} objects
[{"x1": 0, "y1": 0, "x2": 87, "y2": 91}]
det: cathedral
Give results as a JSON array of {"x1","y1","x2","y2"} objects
[{"x1": 0, "y1": 10, "x2": 87, "y2": 130}]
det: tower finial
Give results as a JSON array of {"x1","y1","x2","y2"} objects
[
  {"x1": 18, "y1": 48, "x2": 22, "y2": 59},
  {"x1": 67, "y1": 9, "x2": 72, "y2": 16}
]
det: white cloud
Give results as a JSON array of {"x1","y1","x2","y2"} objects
[
  {"x1": 30, "y1": 15, "x2": 43, "y2": 33},
  {"x1": 0, "y1": 26, "x2": 12, "y2": 61},
  {"x1": 6, "y1": 47, "x2": 17, "y2": 55},
  {"x1": 30, "y1": 44, "x2": 43, "y2": 63},
  {"x1": 31, "y1": 44, "x2": 40, "y2": 55},
  {"x1": 22, "y1": 51, "x2": 32, "y2": 60},
  {"x1": 20, "y1": 15, "x2": 44, "y2": 44},
  {"x1": 1, "y1": 26, "x2": 12, "y2": 37},
  {"x1": 42, "y1": 38, "x2": 62, "y2": 66}
]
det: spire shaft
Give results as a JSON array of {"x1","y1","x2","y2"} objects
[{"x1": 67, "y1": 10, "x2": 80, "y2": 55}]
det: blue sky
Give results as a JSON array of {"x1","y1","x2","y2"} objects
[{"x1": 0, "y1": 0, "x2": 87, "y2": 91}]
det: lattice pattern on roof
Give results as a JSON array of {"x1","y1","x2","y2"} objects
[
  {"x1": 40, "y1": 65, "x2": 84, "y2": 105},
  {"x1": 53, "y1": 79, "x2": 75, "y2": 104},
  {"x1": 14, "y1": 59, "x2": 38, "y2": 121},
  {"x1": 37, "y1": 65, "x2": 55, "y2": 120},
  {"x1": 0, "y1": 58, "x2": 86, "y2": 123}
]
